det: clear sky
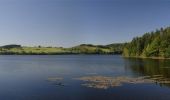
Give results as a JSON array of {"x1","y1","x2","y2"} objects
[{"x1": 0, "y1": 0, "x2": 170, "y2": 47}]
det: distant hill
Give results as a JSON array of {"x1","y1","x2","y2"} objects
[
  {"x1": 1, "y1": 44, "x2": 21, "y2": 48},
  {"x1": 0, "y1": 43, "x2": 124, "y2": 55},
  {"x1": 123, "y1": 27, "x2": 170, "y2": 58},
  {"x1": 69, "y1": 43, "x2": 124, "y2": 54}
]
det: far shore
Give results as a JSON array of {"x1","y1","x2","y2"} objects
[
  {"x1": 0, "y1": 53, "x2": 122, "y2": 55},
  {"x1": 0, "y1": 54, "x2": 170, "y2": 60},
  {"x1": 123, "y1": 56, "x2": 170, "y2": 60}
]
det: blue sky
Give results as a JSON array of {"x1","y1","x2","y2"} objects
[{"x1": 0, "y1": 0, "x2": 170, "y2": 47}]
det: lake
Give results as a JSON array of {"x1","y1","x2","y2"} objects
[{"x1": 0, "y1": 55, "x2": 170, "y2": 100}]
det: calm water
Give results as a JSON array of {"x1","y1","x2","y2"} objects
[{"x1": 0, "y1": 55, "x2": 170, "y2": 100}]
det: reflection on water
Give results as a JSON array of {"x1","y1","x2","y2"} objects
[
  {"x1": 124, "y1": 58, "x2": 170, "y2": 87},
  {"x1": 0, "y1": 55, "x2": 170, "y2": 100}
]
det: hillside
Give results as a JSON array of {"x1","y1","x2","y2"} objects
[
  {"x1": 0, "y1": 43, "x2": 124, "y2": 55},
  {"x1": 123, "y1": 27, "x2": 170, "y2": 58},
  {"x1": 68, "y1": 43, "x2": 124, "y2": 54}
]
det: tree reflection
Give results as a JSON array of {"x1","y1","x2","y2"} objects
[{"x1": 124, "y1": 58, "x2": 170, "y2": 87}]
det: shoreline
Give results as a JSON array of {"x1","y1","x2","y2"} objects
[
  {"x1": 0, "y1": 54, "x2": 122, "y2": 55},
  {"x1": 123, "y1": 56, "x2": 170, "y2": 60},
  {"x1": 0, "y1": 54, "x2": 169, "y2": 60}
]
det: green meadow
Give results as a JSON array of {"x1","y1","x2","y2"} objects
[{"x1": 0, "y1": 44, "x2": 124, "y2": 55}]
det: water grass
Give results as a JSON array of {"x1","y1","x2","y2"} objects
[{"x1": 75, "y1": 75, "x2": 170, "y2": 89}]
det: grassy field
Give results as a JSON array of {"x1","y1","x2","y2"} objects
[
  {"x1": 0, "y1": 44, "x2": 124, "y2": 55},
  {"x1": 0, "y1": 47, "x2": 68, "y2": 55}
]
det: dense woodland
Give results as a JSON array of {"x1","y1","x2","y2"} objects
[{"x1": 123, "y1": 27, "x2": 170, "y2": 58}]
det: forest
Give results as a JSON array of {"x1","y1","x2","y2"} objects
[{"x1": 123, "y1": 27, "x2": 170, "y2": 58}]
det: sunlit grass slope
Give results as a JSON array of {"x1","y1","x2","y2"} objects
[{"x1": 0, "y1": 44, "x2": 124, "y2": 55}]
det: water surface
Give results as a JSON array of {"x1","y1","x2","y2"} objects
[{"x1": 0, "y1": 55, "x2": 170, "y2": 100}]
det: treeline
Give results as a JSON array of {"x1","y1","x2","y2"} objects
[
  {"x1": 123, "y1": 27, "x2": 170, "y2": 58},
  {"x1": 1, "y1": 44, "x2": 21, "y2": 48},
  {"x1": 68, "y1": 43, "x2": 124, "y2": 54},
  {"x1": 0, "y1": 43, "x2": 124, "y2": 55}
]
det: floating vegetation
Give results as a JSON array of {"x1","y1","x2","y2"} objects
[
  {"x1": 75, "y1": 75, "x2": 170, "y2": 89},
  {"x1": 47, "y1": 77, "x2": 63, "y2": 82},
  {"x1": 55, "y1": 82, "x2": 65, "y2": 86},
  {"x1": 86, "y1": 73, "x2": 98, "y2": 75},
  {"x1": 47, "y1": 77, "x2": 65, "y2": 87},
  {"x1": 75, "y1": 76, "x2": 153, "y2": 89},
  {"x1": 46, "y1": 75, "x2": 170, "y2": 89}
]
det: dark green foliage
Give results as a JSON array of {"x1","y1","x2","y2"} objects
[
  {"x1": 1, "y1": 44, "x2": 21, "y2": 49},
  {"x1": 123, "y1": 27, "x2": 170, "y2": 58},
  {"x1": 165, "y1": 46, "x2": 170, "y2": 58},
  {"x1": 69, "y1": 43, "x2": 124, "y2": 54}
]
